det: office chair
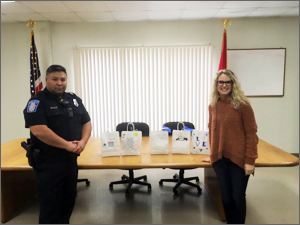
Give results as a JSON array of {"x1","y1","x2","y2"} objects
[
  {"x1": 109, "y1": 122, "x2": 151, "y2": 195},
  {"x1": 76, "y1": 178, "x2": 90, "y2": 197},
  {"x1": 77, "y1": 178, "x2": 90, "y2": 185},
  {"x1": 159, "y1": 121, "x2": 202, "y2": 195},
  {"x1": 162, "y1": 121, "x2": 195, "y2": 136}
]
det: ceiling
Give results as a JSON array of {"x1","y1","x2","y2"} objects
[{"x1": 1, "y1": 1, "x2": 299, "y2": 23}]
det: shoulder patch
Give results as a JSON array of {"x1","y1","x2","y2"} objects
[{"x1": 27, "y1": 100, "x2": 40, "y2": 113}]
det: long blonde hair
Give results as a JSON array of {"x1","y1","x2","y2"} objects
[{"x1": 210, "y1": 69, "x2": 249, "y2": 109}]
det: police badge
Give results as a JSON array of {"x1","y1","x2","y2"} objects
[{"x1": 73, "y1": 99, "x2": 79, "y2": 107}]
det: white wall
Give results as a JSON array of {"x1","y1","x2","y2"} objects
[
  {"x1": 1, "y1": 21, "x2": 52, "y2": 144},
  {"x1": 1, "y1": 17, "x2": 299, "y2": 154}
]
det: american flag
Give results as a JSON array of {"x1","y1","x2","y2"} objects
[{"x1": 30, "y1": 31, "x2": 43, "y2": 96}]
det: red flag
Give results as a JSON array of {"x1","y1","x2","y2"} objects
[
  {"x1": 218, "y1": 29, "x2": 227, "y2": 70},
  {"x1": 30, "y1": 31, "x2": 43, "y2": 96}
]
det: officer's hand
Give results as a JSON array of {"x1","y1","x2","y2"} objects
[
  {"x1": 65, "y1": 142, "x2": 78, "y2": 152},
  {"x1": 72, "y1": 140, "x2": 86, "y2": 154}
]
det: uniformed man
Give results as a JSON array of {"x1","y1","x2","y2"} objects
[{"x1": 23, "y1": 64, "x2": 92, "y2": 224}]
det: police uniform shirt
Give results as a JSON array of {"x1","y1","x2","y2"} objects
[{"x1": 23, "y1": 88, "x2": 90, "y2": 159}]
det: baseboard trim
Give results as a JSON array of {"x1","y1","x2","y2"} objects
[{"x1": 291, "y1": 153, "x2": 299, "y2": 158}]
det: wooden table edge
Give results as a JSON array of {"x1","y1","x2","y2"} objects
[{"x1": 2, "y1": 161, "x2": 298, "y2": 171}]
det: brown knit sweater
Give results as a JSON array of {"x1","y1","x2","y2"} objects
[{"x1": 208, "y1": 99, "x2": 258, "y2": 169}]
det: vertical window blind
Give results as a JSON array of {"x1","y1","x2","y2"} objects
[{"x1": 73, "y1": 45, "x2": 213, "y2": 138}]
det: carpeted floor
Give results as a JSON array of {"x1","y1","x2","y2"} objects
[{"x1": 5, "y1": 166, "x2": 299, "y2": 224}]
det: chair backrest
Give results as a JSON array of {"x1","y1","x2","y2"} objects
[
  {"x1": 163, "y1": 122, "x2": 195, "y2": 136},
  {"x1": 116, "y1": 122, "x2": 150, "y2": 137}
]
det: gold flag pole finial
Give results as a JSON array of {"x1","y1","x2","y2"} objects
[
  {"x1": 26, "y1": 19, "x2": 36, "y2": 32},
  {"x1": 221, "y1": 19, "x2": 231, "y2": 30}
]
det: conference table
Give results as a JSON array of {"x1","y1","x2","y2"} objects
[{"x1": 1, "y1": 137, "x2": 299, "y2": 223}]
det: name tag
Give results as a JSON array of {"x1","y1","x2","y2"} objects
[{"x1": 50, "y1": 106, "x2": 58, "y2": 109}]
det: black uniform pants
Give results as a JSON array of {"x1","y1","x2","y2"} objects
[
  {"x1": 35, "y1": 157, "x2": 78, "y2": 224},
  {"x1": 212, "y1": 157, "x2": 250, "y2": 224}
]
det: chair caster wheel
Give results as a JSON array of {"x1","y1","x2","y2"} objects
[
  {"x1": 173, "y1": 175, "x2": 177, "y2": 179},
  {"x1": 125, "y1": 190, "x2": 129, "y2": 195},
  {"x1": 148, "y1": 186, "x2": 152, "y2": 191},
  {"x1": 197, "y1": 188, "x2": 202, "y2": 193},
  {"x1": 86, "y1": 181, "x2": 91, "y2": 186},
  {"x1": 196, "y1": 178, "x2": 199, "y2": 182},
  {"x1": 109, "y1": 184, "x2": 113, "y2": 190},
  {"x1": 121, "y1": 175, "x2": 127, "y2": 180},
  {"x1": 173, "y1": 189, "x2": 178, "y2": 195},
  {"x1": 144, "y1": 178, "x2": 147, "y2": 181},
  {"x1": 159, "y1": 181, "x2": 163, "y2": 186}
]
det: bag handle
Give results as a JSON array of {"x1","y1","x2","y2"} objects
[
  {"x1": 127, "y1": 122, "x2": 135, "y2": 131},
  {"x1": 177, "y1": 122, "x2": 185, "y2": 131}
]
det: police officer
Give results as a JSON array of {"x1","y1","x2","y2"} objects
[{"x1": 23, "y1": 64, "x2": 92, "y2": 224}]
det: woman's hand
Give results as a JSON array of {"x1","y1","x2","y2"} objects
[
  {"x1": 244, "y1": 163, "x2": 255, "y2": 175},
  {"x1": 201, "y1": 158, "x2": 211, "y2": 163}
]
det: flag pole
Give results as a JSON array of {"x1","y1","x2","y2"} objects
[
  {"x1": 26, "y1": 19, "x2": 36, "y2": 35},
  {"x1": 26, "y1": 19, "x2": 36, "y2": 58},
  {"x1": 221, "y1": 19, "x2": 231, "y2": 30}
]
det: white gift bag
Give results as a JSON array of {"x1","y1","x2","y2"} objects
[
  {"x1": 191, "y1": 130, "x2": 210, "y2": 154},
  {"x1": 172, "y1": 122, "x2": 191, "y2": 154},
  {"x1": 101, "y1": 131, "x2": 121, "y2": 157},
  {"x1": 150, "y1": 131, "x2": 169, "y2": 154},
  {"x1": 121, "y1": 123, "x2": 142, "y2": 156}
]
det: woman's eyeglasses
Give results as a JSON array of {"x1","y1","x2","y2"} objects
[{"x1": 217, "y1": 80, "x2": 232, "y2": 86}]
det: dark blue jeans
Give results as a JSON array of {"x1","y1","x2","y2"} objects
[{"x1": 212, "y1": 157, "x2": 250, "y2": 224}]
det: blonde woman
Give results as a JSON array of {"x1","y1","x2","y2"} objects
[{"x1": 202, "y1": 69, "x2": 258, "y2": 224}]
